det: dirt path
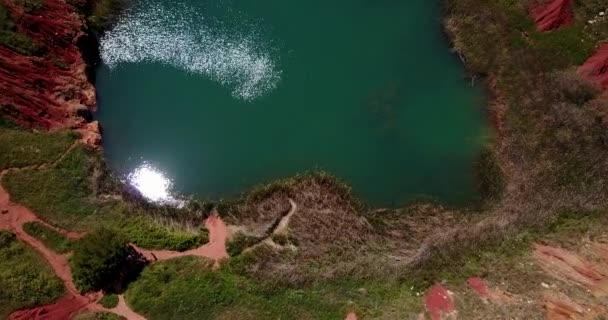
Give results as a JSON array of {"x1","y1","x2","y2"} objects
[
  {"x1": 134, "y1": 212, "x2": 229, "y2": 266},
  {"x1": 1, "y1": 168, "x2": 146, "y2": 320},
  {"x1": 273, "y1": 198, "x2": 297, "y2": 235},
  {"x1": 87, "y1": 295, "x2": 146, "y2": 320}
]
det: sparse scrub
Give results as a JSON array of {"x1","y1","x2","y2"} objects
[
  {"x1": 87, "y1": 0, "x2": 124, "y2": 32},
  {"x1": 23, "y1": 221, "x2": 72, "y2": 253},
  {"x1": 474, "y1": 146, "x2": 504, "y2": 206},
  {"x1": 226, "y1": 233, "x2": 261, "y2": 257},
  {"x1": 0, "y1": 231, "x2": 64, "y2": 319}
]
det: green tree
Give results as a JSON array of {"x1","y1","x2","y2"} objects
[{"x1": 70, "y1": 227, "x2": 130, "y2": 292}]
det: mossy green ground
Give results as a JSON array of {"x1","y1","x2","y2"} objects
[
  {"x1": 0, "y1": 231, "x2": 64, "y2": 319},
  {"x1": 0, "y1": 126, "x2": 75, "y2": 170}
]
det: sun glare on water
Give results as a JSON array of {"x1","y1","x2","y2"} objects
[{"x1": 127, "y1": 162, "x2": 184, "y2": 207}]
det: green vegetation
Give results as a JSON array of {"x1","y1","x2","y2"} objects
[
  {"x1": 70, "y1": 227, "x2": 130, "y2": 292},
  {"x1": 15, "y1": 0, "x2": 44, "y2": 14},
  {"x1": 2, "y1": 143, "x2": 206, "y2": 250},
  {"x1": 0, "y1": 230, "x2": 64, "y2": 319},
  {"x1": 0, "y1": 126, "x2": 75, "y2": 170},
  {"x1": 23, "y1": 221, "x2": 72, "y2": 254},
  {"x1": 88, "y1": 0, "x2": 123, "y2": 32},
  {"x1": 100, "y1": 293, "x2": 119, "y2": 309},
  {"x1": 0, "y1": 3, "x2": 38, "y2": 55},
  {"x1": 126, "y1": 256, "x2": 350, "y2": 320},
  {"x1": 2, "y1": 145, "x2": 99, "y2": 228},
  {"x1": 226, "y1": 233, "x2": 260, "y2": 257},
  {"x1": 73, "y1": 312, "x2": 126, "y2": 320}
]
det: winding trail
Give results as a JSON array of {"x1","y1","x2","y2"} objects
[
  {"x1": 0, "y1": 145, "x2": 147, "y2": 320},
  {"x1": 272, "y1": 198, "x2": 298, "y2": 235},
  {"x1": 241, "y1": 198, "x2": 298, "y2": 254},
  {"x1": 133, "y1": 211, "x2": 229, "y2": 266}
]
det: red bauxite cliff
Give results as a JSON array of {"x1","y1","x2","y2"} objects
[
  {"x1": 0, "y1": 0, "x2": 99, "y2": 142},
  {"x1": 578, "y1": 44, "x2": 608, "y2": 90},
  {"x1": 530, "y1": 0, "x2": 573, "y2": 32}
]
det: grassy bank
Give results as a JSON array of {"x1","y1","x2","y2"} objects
[
  {"x1": 2, "y1": 140, "x2": 208, "y2": 251},
  {"x1": 23, "y1": 221, "x2": 73, "y2": 254},
  {"x1": 0, "y1": 0, "x2": 607, "y2": 318},
  {"x1": 0, "y1": 231, "x2": 64, "y2": 319},
  {"x1": 0, "y1": 125, "x2": 75, "y2": 170}
]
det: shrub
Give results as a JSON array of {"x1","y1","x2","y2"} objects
[
  {"x1": 226, "y1": 233, "x2": 260, "y2": 257},
  {"x1": 23, "y1": 222, "x2": 72, "y2": 253},
  {"x1": 70, "y1": 227, "x2": 130, "y2": 292},
  {"x1": 99, "y1": 294, "x2": 119, "y2": 308}
]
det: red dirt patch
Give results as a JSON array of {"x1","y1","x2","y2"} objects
[
  {"x1": 530, "y1": 0, "x2": 573, "y2": 32},
  {"x1": 533, "y1": 244, "x2": 608, "y2": 297},
  {"x1": 424, "y1": 284, "x2": 456, "y2": 320},
  {"x1": 578, "y1": 44, "x2": 608, "y2": 90},
  {"x1": 9, "y1": 294, "x2": 92, "y2": 320},
  {"x1": 466, "y1": 277, "x2": 515, "y2": 304},
  {"x1": 543, "y1": 292, "x2": 608, "y2": 320},
  {"x1": 345, "y1": 312, "x2": 357, "y2": 320}
]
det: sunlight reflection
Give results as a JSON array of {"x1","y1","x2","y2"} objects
[{"x1": 127, "y1": 162, "x2": 184, "y2": 207}]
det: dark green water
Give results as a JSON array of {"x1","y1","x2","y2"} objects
[{"x1": 95, "y1": 0, "x2": 487, "y2": 206}]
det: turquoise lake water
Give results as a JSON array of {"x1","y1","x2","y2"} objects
[{"x1": 95, "y1": 0, "x2": 487, "y2": 206}]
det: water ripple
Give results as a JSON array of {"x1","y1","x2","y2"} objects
[{"x1": 100, "y1": 2, "x2": 281, "y2": 101}]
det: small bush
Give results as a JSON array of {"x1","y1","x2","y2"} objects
[
  {"x1": 226, "y1": 233, "x2": 260, "y2": 257},
  {"x1": 73, "y1": 312, "x2": 126, "y2": 320},
  {"x1": 23, "y1": 222, "x2": 72, "y2": 253},
  {"x1": 99, "y1": 294, "x2": 119, "y2": 309},
  {"x1": 70, "y1": 227, "x2": 130, "y2": 293}
]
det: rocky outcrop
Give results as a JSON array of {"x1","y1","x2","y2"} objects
[
  {"x1": 530, "y1": 0, "x2": 573, "y2": 32},
  {"x1": 578, "y1": 44, "x2": 608, "y2": 90},
  {"x1": 0, "y1": 0, "x2": 98, "y2": 142}
]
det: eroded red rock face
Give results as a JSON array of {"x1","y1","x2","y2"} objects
[
  {"x1": 578, "y1": 44, "x2": 608, "y2": 90},
  {"x1": 530, "y1": 0, "x2": 573, "y2": 32},
  {"x1": 0, "y1": 0, "x2": 95, "y2": 130}
]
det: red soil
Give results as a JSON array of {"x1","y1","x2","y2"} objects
[
  {"x1": 9, "y1": 294, "x2": 94, "y2": 320},
  {"x1": 466, "y1": 277, "x2": 515, "y2": 304},
  {"x1": 530, "y1": 0, "x2": 573, "y2": 32},
  {"x1": 533, "y1": 244, "x2": 608, "y2": 297},
  {"x1": 578, "y1": 44, "x2": 608, "y2": 90},
  {"x1": 543, "y1": 292, "x2": 608, "y2": 320},
  {"x1": 0, "y1": 0, "x2": 96, "y2": 130},
  {"x1": 135, "y1": 212, "x2": 229, "y2": 266},
  {"x1": 467, "y1": 277, "x2": 489, "y2": 298},
  {"x1": 345, "y1": 312, "x2": 358, "y2": 320},
  {"x1": 424, "y1": 284, "x2": 456, "y2": 320}
]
